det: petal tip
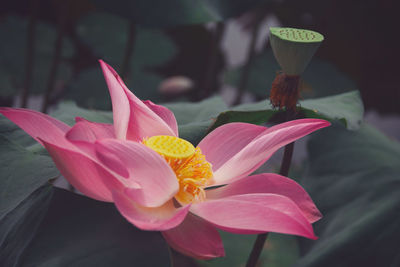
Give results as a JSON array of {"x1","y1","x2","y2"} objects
[
  {"x1": 303, "y1": 226, "x2": 318, "y2": 240},
  {"x1": 74, "y1": 116, "x2": 85, "y2": 123},
  {"x1": 309, "y1": 233, "x2": 318, "y2": 240},
  {"x1": 312, "y1": 210, "x2": 323, "y2": 223},
  {"x1": 98, "y1": 59, "x2": 116, "y2": 75},
  {"x1": 320, "y1": 120, "x2": 331, "y2": 127},
  {"x1": 198, "y1": 249, "x2": 226, "y2": 260}
]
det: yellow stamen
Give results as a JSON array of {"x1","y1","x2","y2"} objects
[{"x1": 143, "y1": 135, "x2": 213, "y2": 204}]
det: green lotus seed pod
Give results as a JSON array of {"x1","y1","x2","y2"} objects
[{"x1": 270, "y1": 27, "x2": 324, "y2": 75}]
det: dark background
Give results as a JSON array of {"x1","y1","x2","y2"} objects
[{"x1": 0, "y1": 0, "x2": 398, "y2": 114}]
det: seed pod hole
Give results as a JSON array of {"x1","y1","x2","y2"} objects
[{"x1": 272, "y1": 28, "x2": 324, "y2": 43}]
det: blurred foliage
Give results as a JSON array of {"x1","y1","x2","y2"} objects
[
  {"x1": 66, "y1": 12, "x2": 177, "y2": 107},
  {"x1": 76, "y1": 13, "x2": 175, "y2": 65},
  {"x1": 199, "y1": 233, "x2": 299, "y2": 267},
  {"x1": 164, "y1": 97, "x2": 228, "y2": 144},
  {"x1": 0, "y1": 116, "x2": 40, "y2": 150},
  {"x1": 211, "y1": 91, "x2": 363, "y2": 131},
  {"x1": 0, "y1": 125, "x2": 57, "y2": 220},
  {"x1": 91, "y1": 0, "x2": 269, "y2": 27},
  {"x1": 297, "y1": 122, "x2": 400, "y2": 266},
  {"x1": 20, "y1": 188, "x2": 171, "y2": 267},
  {"x1": 224, "y1": 50, "x2": 356, "y2": 99},
  {"x1": 0, "y1": 121, "x2": 57, "y2": 266},
  {"x1": 0, "y1": 185, "x2": 53, "y2": 267},
  {"x1": 65, "y1": 67, "x2": 112, "y2": 110},
  {"x1": 0, "y1": 15, "x2": 73, "y2": 98}
]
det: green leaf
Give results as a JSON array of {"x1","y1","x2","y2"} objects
[
  {"x1": 300, "y1": 91, "x2": 364, "y2": 130},
  {"x1": 224, "y1": 50, "x2": 356, "y2": 99},
  {"x1": 0, "y1": 186, "x2": 53, "y2": 267},
  {"x1": 0, "y1": 122, "x2": 57, "y2": 265},
  {"x1": 296, "y1": 123, "x2": 400, "y2": 267},
  {"x1": 165, "y1": 96, "x2": 228, "y2": 144},
  {"x1": 209, "y1": 107, "x2": 276, "y2": 131},
  {"x1": 20, "y1": 188, "x2": 171, "y2": 267},
  {"x1": 0, "y1": 134, "x2": 58, "y2": 220},
  {"x1": 210, "y1": 91, "x2": 363, "y2": 131},
  {"x1": 0, "y1": 116, "x2": 37, "y2": 149},
  {"x1": 71, "y1": 12, "x2": 177, "y2": 107},
  {"x1": 0, "y1": 15, "x2": 73, "y2": 97},
  {"x1": 90, "y1": 0, "x2": 269, "y2": 27},
  {"x1": 52, "y1": 89, "x2": 363, "y2": 148},
  {"x1": 199, "y1": 233, "x2": 299, "y2": 267},
  {"x1": 50, "y1": 102, "x2": 113, "y2": 126}
]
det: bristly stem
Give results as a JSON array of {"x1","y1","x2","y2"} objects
[
  {"x1": 168, "y1": 245, "x2": 175, "y2": 267},
  {"x1": 120, "y1": 21, "x2": 136, "y2": 80},
  {"x1": 279, "y1": 141, "x2": 295, "y2": 176},
  {"x1": 245, "y1": 232, "x2": 269, "y2": 267},
  {"x1": 233, "y1": 21, "x2": 260, "y2": 106},
  {"x1": 21, "y1": 0, "x2": 39, "y2": 108},
  {"x1": 41, "y1": 9, "x2": 66, "y2": 113},
  {"x1": 245, "y1": 110, "x2": 296, "y2": 267}
]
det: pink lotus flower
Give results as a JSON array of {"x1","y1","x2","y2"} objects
[{"x1": 0, "y1": 60, "x2": 329, "y2": 259}]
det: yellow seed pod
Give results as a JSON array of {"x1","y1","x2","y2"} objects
[{"x1": 144, "y1": 135, "x2": 195, "y2": 160}]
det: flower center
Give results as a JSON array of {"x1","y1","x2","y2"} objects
[{"x1": 143, "y1": 135, "x2": 213, "y2": 204}]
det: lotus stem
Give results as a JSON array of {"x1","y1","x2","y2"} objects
[
  {"x1": 246, "y1": 112, "x2": 296, "y2": 267},
  {"x1": 246, "y1": 30, "x2": 319, "y2": 265},
  {"x1": 245, "y1": 232, "x2": 269, "y2": 267}
]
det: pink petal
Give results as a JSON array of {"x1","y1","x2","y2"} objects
[
  {"x1": 206, "y1": 173, "x2": 322, "y2": 223},
  {"x1": 66, "y1": 118, "x2": 115, "y2": 143},
  {"x1": 123, "y1": 89, "x2": 177, "y2": 141},
  {"x1": 41, "y1": 140, "x2": 113, "y2": 202},
  {"x1": 143, "y1": 100, "x2": 178, "y2": 136},
  {"x1": 198, "y1": 122, "x2": 267, "y2": 170},
  {"x1": 162, "y1": 213, "x2": 225, "y2": 259},
  {"x1": 95, "y1": 138, "x2": 179, "y2": 207},
  {"x1": 113, "y1": 191, "x2": 190, "y2": 231},
  {"x1": 190, "y1": 193, "x2": 317, "y2": 239},
  {"x1": 99, "y1": 60, "x2": 130, "y2": 140},
  {"x1": 0, "y1": 107, "x2": 70, "y2": 146},
  {"x1": 99, "y1": 60, "x2": 177, "y2": 141},
  {"x1": 209, "y1": 119, "x2": 330, "y2": 185}
]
